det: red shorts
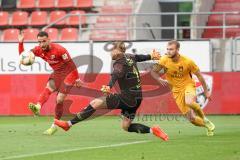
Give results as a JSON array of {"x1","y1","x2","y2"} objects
[{"x1": 49, "y1": 71, "x2": 77, "y2": 94}]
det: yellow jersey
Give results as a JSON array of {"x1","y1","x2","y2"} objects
[{"x1": 158, "y1": 54, "x2": 200, "y2": 93}]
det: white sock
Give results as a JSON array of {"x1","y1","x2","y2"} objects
[
  {"x1": 150, "y1": 128, "x2": 153, "y2": 134},
  {"x1": 203, "y1": 117, "x2": 209, "y2": 122},
  {"x1": 51, "y1": 123, "x2": 56, "y2": 128},
  {"x1": 67, "y1": 121, "x2": 72, "y2": 126}
]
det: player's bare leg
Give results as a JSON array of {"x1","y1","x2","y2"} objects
[
  {"x1": 186, "y1": 110, "x2": 205, "y2": 127},
  {"x1": 185, "y1": 95, "x2": 215, "y2": 136},
  {"x1": 43, "y1": 92, "x2": 67, "y2": 135},
  {"x1": 29, "y1": 80, "x2": 55, "y2": 116}
]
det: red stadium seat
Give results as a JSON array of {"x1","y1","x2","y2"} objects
[
  {"x1": 30, "y1": 11, "x2": 48, "y2": 26},
  {"x1": 18, "y1": 0, "x2": 36, "y2": 9},
  {"x1": 60, "y1": 28, "x2": 78, "y2": 41},
  {"x1": 101, "y1": 5, "x2": 132, "y2": 13},
  {"x1": 94, "y1": 23, "x2": 127, "y2": 28},
  {"x1": 57, "y1": 0, "x2": 74, "y2": 9},
  {"x1": 0, "y1": 11, "x2": 9, "y2": 26},
  {"x1": 49, "y1": 10, "x2": 66, "y2": 25},
  {"x1": 76, "y1": 0, "x2": 93, "y2": 8},
  {"x1": 90, "y1": 30, "x2": 127, "y2": 41},
  {"x1": 44, "y1": 28, "x2": 59, "y2": 41},
  {"x1": 38, "y1": 0, "x2": 55, "y2": 9},
  {"x1": 215, "y1": 0, "x2": 240, "y2": 2},
  {"x1": 22, "y1": 28, "x2": 39, "y2": 41},
  {"x1": 213, "y1": 3, "x2": 240, "y2": 11},
  {"x1": 90, "y1": 34, "x2": 127, "y2": 41},
  {"x1": 92, "y1": 29, "x2": 127, "y2": 35},
  {"x1": 11, "y1": 11, "x2": 28, "y2": 26},
  {"x1": 68, "y1": 10, "x2": 86, "y2": 26},
  {"x1": 208, "y1": 14, "x2": 240, "y2": 25},
  {"x1": 226, "y1": 28, "x2": 240, "y2": 37},
  {"x1": 97, "y1": 16, "x2": 127, "y2": 23},
  {"x1": 2, "y1": 29, "x2": 20, "y2": 42},
  {"x1": 202, "y1": 28, "x2": 240, "y2": 38}
]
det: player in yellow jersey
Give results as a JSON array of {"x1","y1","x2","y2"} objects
[{"x1": 151, "y1": 40, "x2": 215, "y2": 136}]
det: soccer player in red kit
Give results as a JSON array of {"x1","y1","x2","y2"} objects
[{"x1": 18, "y1": 31, "x2": 82, "y2": 135}]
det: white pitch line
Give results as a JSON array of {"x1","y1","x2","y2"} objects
[{"x1": 0, "y1": 140, "x2": 150, "y2": 160}]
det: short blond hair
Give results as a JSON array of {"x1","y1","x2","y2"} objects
[
  {"x1": 112, "y1": 41, "x2": 126, "y2": 53},
  {"x1": 168, "y1": 40, "x2": 180, "y2": 49}
]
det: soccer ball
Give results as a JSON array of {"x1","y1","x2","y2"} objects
[{"x1": 19, "y1": 50, "x2": 35, "y2": 66}]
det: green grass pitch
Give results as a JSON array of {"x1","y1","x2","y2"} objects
[{"x1": 0, "y1": 115, "x2": 239, "y2": 160}]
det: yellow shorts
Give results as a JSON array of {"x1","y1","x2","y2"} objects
[{"x1": 172, "y1": 84, "x2": 196, "y2": 114}]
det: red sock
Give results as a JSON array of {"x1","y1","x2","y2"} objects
[
  {"x1": 55, "y1": 103, "x2": 64, "y2": 120},
  {"x1": 38, "y1": 88, "x2": 52, "y2": 106}
]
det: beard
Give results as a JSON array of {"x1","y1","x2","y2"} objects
[
  {"x1": 41, "y1": 45, "x2": 49, "y2": 51},
  {"x1": 168, "y1": 52, "x2": 178, "y2": 59}
]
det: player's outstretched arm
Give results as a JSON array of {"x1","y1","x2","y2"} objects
[
  {"x1": 195, "y1": 71, "x2": 211, "y2": 100},
  {"x1": 18, "y1": 31, "x2": 25, "y2": 54},
  {"x1": 134, "y1": 49, "x2": 161, "y2": 62}
]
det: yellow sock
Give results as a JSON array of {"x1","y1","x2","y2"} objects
[
  {"x1": 191, "y1": 116, "x2": 205, "y2": 127},
  {"x1": 189, "y1": 102, "x2": 205, "y2": 119}
]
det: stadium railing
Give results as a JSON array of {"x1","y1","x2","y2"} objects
[{"x1": 41, "y1": 11, "x2": 240, "y2": 40}]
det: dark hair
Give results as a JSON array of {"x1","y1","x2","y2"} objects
[
  {"x1": 37, "y1": 31, "x2": 49, "y2": 38},
  {"x1": 168, "y1": 40, "x2": 180, "y2": 49},
  {"x1": 112, "y1": 41, "x2": 126, "y2": 53}
]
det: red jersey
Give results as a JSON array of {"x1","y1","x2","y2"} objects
[
  {"x1": 19, "y1": 42, "x2": 79, "y2": 82},
  {"x1": 33, "y1": 43, "x2": 74, "y2": 71}
]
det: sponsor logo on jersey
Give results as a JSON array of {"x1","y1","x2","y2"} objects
[
  {"x1": 62, "y1": 53, "x2": 68, "y2": 60},
  {"x1": 51, "y1": 55, "x2": 55, "y2": 60}
]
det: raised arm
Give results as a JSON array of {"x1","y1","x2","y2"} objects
[{"x1": 18, "y1": 32, "x2": 24, "y2": 54}]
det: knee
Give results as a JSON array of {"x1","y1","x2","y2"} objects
[
  {"x1": 90, "y1": 99, "x2": 96, "y2": 106},
  {"x1": 121, "y1": 123, "x2": 130, "y2": 131},
  {"x1": 90, "y1": 98, "x2": 103, "y2": 109},
  {"x1": 185, "y1": 99, "x2": 194, "y2": 106},
  {"x1": 186, "y1": 112, "x2": 195, "y2": 123},
  {"x1": 188, "y1": 117, "x2": 196, "y2": 124},
  {"x1": 90, "y1": 99, "x2": 98, "y2": 108},
  {"x1": 56, "y1": 97, "x2": 64, "y2": 105},
  {"x1": 121, "y1": 118, "x2": 131, "y2": 132}
]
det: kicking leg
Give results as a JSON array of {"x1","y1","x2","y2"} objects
[
  {"x1": 29, "y1": 80, "x2": 55, "y2": 116},
  {"x1": 54, "y1": 96, "x2": 107, "y2": 131},
  {"x1": 185, "y1": 109, "x2": 205, "y2": 127},
  {"x1": 185, "y1": 92, "x2": 215, "y2": 136}
]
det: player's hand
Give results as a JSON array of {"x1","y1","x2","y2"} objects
[
  {"x1": 74, "y1": 79, "x2": 83, "y2": 87},
  {"x1": 18, "y1": 31, "x2": 24, "y2": 43},
  {"x1": 101, "y1": 85, "x2": 111, "y2": 96},
  {"x1": 204, "y1": 91, "x2": 212, "y2": 101},
  {"x1": 150, "y1": 49, "x2": 161, "y2": 60}
]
